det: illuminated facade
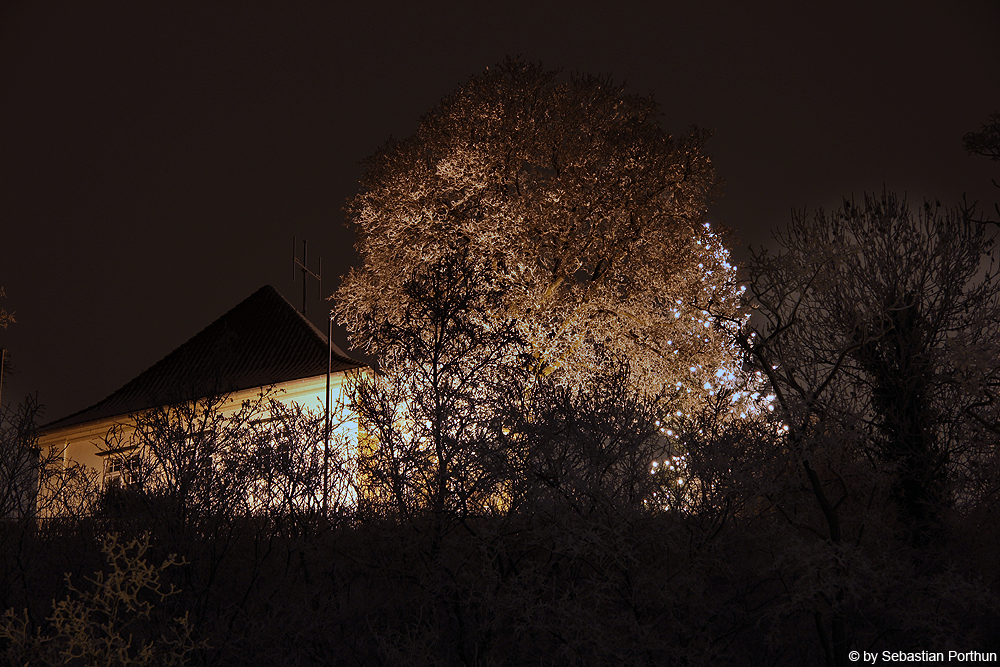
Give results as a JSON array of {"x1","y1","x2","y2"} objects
[{"x1": 37, "y1": 286, "x2": 364, "y2": 498}]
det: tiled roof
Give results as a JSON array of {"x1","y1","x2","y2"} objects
[{"x1": 43, "y1": 285, "x2": 364, "y2": 431}]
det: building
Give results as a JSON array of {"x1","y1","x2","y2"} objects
[{"x1": 37, "y1": 285, "x2": 364, "y2": 497}]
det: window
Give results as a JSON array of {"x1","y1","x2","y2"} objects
[{"x1": 102, "y1": 449, "x2": 141, "y2": 489}]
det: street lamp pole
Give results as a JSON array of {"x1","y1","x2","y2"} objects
[{"x1": 324, "y1": 311, "x2": 333, "y2": 517}]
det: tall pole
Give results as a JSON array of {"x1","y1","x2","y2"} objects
[
  {"x1": 324, "y1": 312, "x2": 333, "y2": 516},
  {"x1": 302, "y1": 239, "x2": 308, "y2": 316}
]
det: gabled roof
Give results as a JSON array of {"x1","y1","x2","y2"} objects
[{"x1": 43, "y1": 285, "x2": 364, "y2": 432}]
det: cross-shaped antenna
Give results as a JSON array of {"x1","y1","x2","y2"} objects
[{"x1": 292, "y1": 237, "x2": 322, "y2": 316}]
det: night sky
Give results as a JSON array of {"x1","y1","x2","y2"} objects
[{"x1": 1, "y1": 1, "x2": 998, "y2": 423}]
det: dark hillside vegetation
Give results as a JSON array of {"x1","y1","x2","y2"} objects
[{"x1": 4, "y1": 61, "x2": 1000, "y2": 662}]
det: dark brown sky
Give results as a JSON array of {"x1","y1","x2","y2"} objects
[{"x1": 1, "y1": 0, "x2": 998, "y2": 422}]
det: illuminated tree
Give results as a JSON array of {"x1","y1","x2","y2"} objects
[{"x1": 337, "y1": 60, "x2": 745, "y2": 406}]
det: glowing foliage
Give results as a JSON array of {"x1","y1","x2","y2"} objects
[
  {"x1": 0, "y1": 533, "x2": 208, "y2": 666},
  {"x1": 337, "y1": 60, "x2": 745, "y2": 404}
]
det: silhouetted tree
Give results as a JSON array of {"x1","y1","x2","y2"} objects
[
  {"x1": 350, "y1": 249, "x2": 531, "y2": 533},
  {"x1": 965, "y1": 111, "x2": 1000, "y2": 224},
  {"x1": 1, "y1": 394, "x2": 98, "y2": 522},
  {"x1": 98, "y1": 388, "x2": 354, "y2": 529},
  {"x1": 515, "y1": 355, "x2": 668, "y2": 518},
  {"x1": 739, "y1": 193, "x2": 1000, "y2": 547},
  {"x1": 0, "y1": 287, "x2": 13, "y2": 331},
  {"x1": 720, "y1": 192, "x2": 1000, "y2": 666},
  {"x1": 964, "y1": 112, "x2": 1000, "y2": 164}
]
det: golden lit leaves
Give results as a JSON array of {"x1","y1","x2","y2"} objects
[{"x1": 337, "y1": 60, "x2": 745, "y2": 405}]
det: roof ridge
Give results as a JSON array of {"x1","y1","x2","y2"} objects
[
  {"x1": 275, "y1": 286, "x2": 357, "y2": 366},
  {"x1": 41, "y1": 285, "x2": 364, "y2": 432}
]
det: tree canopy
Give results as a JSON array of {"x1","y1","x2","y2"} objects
[{"x1": 337, "y1": 60, "x2": 745, "y2": 403}]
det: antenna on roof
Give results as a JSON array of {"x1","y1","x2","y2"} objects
[{"x1": 292, "y1": 237, "x2": 323, "y2": 316}]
